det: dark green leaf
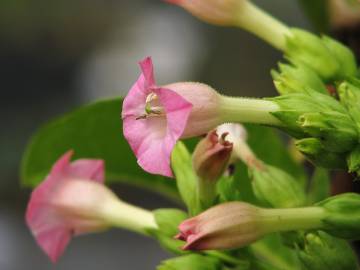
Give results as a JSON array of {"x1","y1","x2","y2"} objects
[{"x1": 20, "y1": 98, "x2": 179, "y2": 200}]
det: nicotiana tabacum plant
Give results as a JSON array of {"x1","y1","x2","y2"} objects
[{"x1": 21, "y1": 0, "x2": 360, "y2": 269}]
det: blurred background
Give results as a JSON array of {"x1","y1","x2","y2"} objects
[{"x1": 0, "y1": 0, "x2": 350, "y2": 269}]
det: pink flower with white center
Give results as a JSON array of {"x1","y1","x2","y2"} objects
[{"x1": 122, "y1": 57, "x2": 222, "y2": 177}]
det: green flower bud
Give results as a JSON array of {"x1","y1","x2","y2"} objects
[
  {"x1": 285, "y1": 28, "x2": 339, "y2": 81},
  {"x1": 297, "y1": 231, "x2": 359, "y2": 270},
  {"x1": 298, "y1": 111, "x2": 358, "y2": 153},
  {"x1": 338, "y1": 81, "x2": 360, "y2": 129},
  {"x1": 317, "y1": 193, "x2": 360, "y2": 239},
  {"x1": 295, "y1": 138, "x2": 347, "y2": 169},
  {"x1": 348, "y1": 145, "x2": 360, "y2": 175},
  {"x1": 321, "y1": 35, "x2": 357, "y2": 79},
  {"x1": 270, "y1": 89, "x2": 348, "y2": 138},
  {"x1": 295, "y1": 138, "x2": 346, "y2": 169},
  {"x1": 250, "y1": 164, "x2": 306, "y2": 208},
  {"x1": 271, "y1": 63, "x2": 328, "y2": 95}
]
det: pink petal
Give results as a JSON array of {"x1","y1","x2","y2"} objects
[
  {"x1": 122, "y1": 57, "x2": 193, "y2": 177},
  {"x1": 25, "y1": 151, "x2": 106, "y2": 262},
  {"x1": 68, "y1": 159, "x2": 105, "y2": 183},
  {"x1": 139, "y1": 56, "x2": 155, "y2": 88}
]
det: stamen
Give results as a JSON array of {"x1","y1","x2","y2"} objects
[{"x1": 136, "y1": 92, "x2": 165, "y2": 120}]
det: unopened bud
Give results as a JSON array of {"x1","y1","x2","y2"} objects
[
  {"x1": 193, "y1": 130, "x2": 233, "y2": 209},
  {"x1": 299, "y1": 111, "x2": 358, "y2": 153},
  {"x1": 297, "y1": 231, "x2": 359, "y2": 270},
  {"x1": 177, "y1": 201, "x2": 326, "y2": 250},
  {"x1": 295, "y1": 138, "x2": 347, "y2": 169},
  {"x1": 317, "y1": 193, "x2": 360, "y2": 239}
]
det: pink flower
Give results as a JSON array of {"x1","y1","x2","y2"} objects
[
  {"x1": 166, "y1": 0, "x2": 245, "y2": 26},
  {"x1": 176, "y1": 202, "x2": 264, "y2": 250},
  {"x1": 122, "y1": 57, "x2": 221, "y2": 177},
  {"x1": 192, "y1": 130, "x2": 233, "y2": 182},
  {"x1": 26, "y1": 151, "x2": 108, "y2": 262}
]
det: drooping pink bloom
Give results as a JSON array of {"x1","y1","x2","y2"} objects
[
  {"x1": 176, "y1": 202, "x2": 264, "y2": 250},
  {"x1": 166, "y1": 0, "x2": 245, "y2": 26},
  {"x1": 122, "y1": 57, "x2": 221, "y2": 177},
  {"x1": 26, "y1": 151, "x2": 107, "y2": 262}
]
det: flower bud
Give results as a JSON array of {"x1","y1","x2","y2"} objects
[
  {"x1": 193, "y1": 130, "x2": 233, "y2": 209},
  {"x1": 338, "y1": 81, "x2": 360, "y2": 128},
  {"x1": 295, "y1": 138, "x2": 347, "y2": 169},
  {"x1": 299, "y1": 111, "x2": 358, "y2": 153},
  {"x1": 317, "y1": 193, "x2": 360, "y2": 239},
  {"x1": 271, "y1": 62, "x2": 327, "y2": 95},
  {"x1": 177, "y1": 202, "x2": 265, "y2": 250},
  {"x1": 166, "y1": 0, "x2": 246, "y2": 26},
  {"x1": 297, "y1": 231, "x2": 359, "y2": 270},
  {"x1": 177, "y1": 202, "x2": 326, "y2": 250},
  {"x1": 285, "y1": 29, "x2": 356, "y2": 81},
  {"x1": 285, "y1": 28, "x2": 339, "y2": 80},
  {"x1": 250, "y1": 164, "x2": 306, "y2": 208}
]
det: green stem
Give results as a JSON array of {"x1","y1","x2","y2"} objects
[
  {"x1": 220, "y1": 96, "x2": 282, "y2": 126},
  {"x1": 259, "y1": 207, "x2": 326, "y2": 234},
  {"x1": 104, "y1": 200, "x2": 157, "y2": 236},
  {"x1": 235, "y1": 1, "x2": 291, "y2": 50},
  {"x1": 197, "y1": 177, "x2": 217, "y2": 212}
]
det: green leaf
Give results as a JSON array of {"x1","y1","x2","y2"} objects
[
  {"x1": 157, "y1": 254, "x2": 222, "y2": 270},
  {"x1": 20, "y1": 98, "x2": 179, "y2": 200},
  {"x1": 171, "y1": 142, "x2": 199, "y2": 215}
]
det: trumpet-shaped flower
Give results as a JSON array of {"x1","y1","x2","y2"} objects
[
  {"x1": 122, "y1": 57, "x2": 222, "y2": 177},
  {"x1": 26, "y1": 151, "x2": 108, "y2": 262}
]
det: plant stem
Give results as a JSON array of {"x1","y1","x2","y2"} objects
[
  {"x1": 104, "y1": 201, "x2": 157, "y2": 236},
  {"x1": 235, "y1": 1, "x2": 291, "y2": 50},
  {"x1": 220, "y1": 96, "x2": 282, "y2": 126},
  {"x1": 259, "y1": 207, "x2": 326, "y2": 234}
]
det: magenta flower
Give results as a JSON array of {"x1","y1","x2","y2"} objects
[
  {"x1": 122, "y1": 57, "x2": 222, "y2": 177},
  {"x1": 26, "y1": 151, "x2": 106, "y2": 262}
]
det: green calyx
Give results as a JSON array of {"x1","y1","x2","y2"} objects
[
  {"x1": 285, "y1": 28, "x2": 357, "y2": 81},
  {"x1": 296, "y1": 231, "x2": 359, "y2": 270},
  {"x1": 269, "y1": 88, "x2": 359, "y2": 170},
  {"x1": 317, "y1": 193, "x2": 360, "y2": 239},
  {"x1": 271, "y1": 62, "x2": 328, "y2": 95}
]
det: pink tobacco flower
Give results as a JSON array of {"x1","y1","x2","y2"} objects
[
  {"x1": 122, "y1": 57, "x2": 221, "y2": 177},
  {"x1": 166, "y1": 0, "x2": 245, "y2": 26},
  {"x1": 176, "y1": 202, "x2": 264, "y2": 250},
  {"x1": 26, "y1": 151, "x2": 109, "y2": 262},
  {"x1": 192, "y1": 130, "x2": 233, "y2": 182}
]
